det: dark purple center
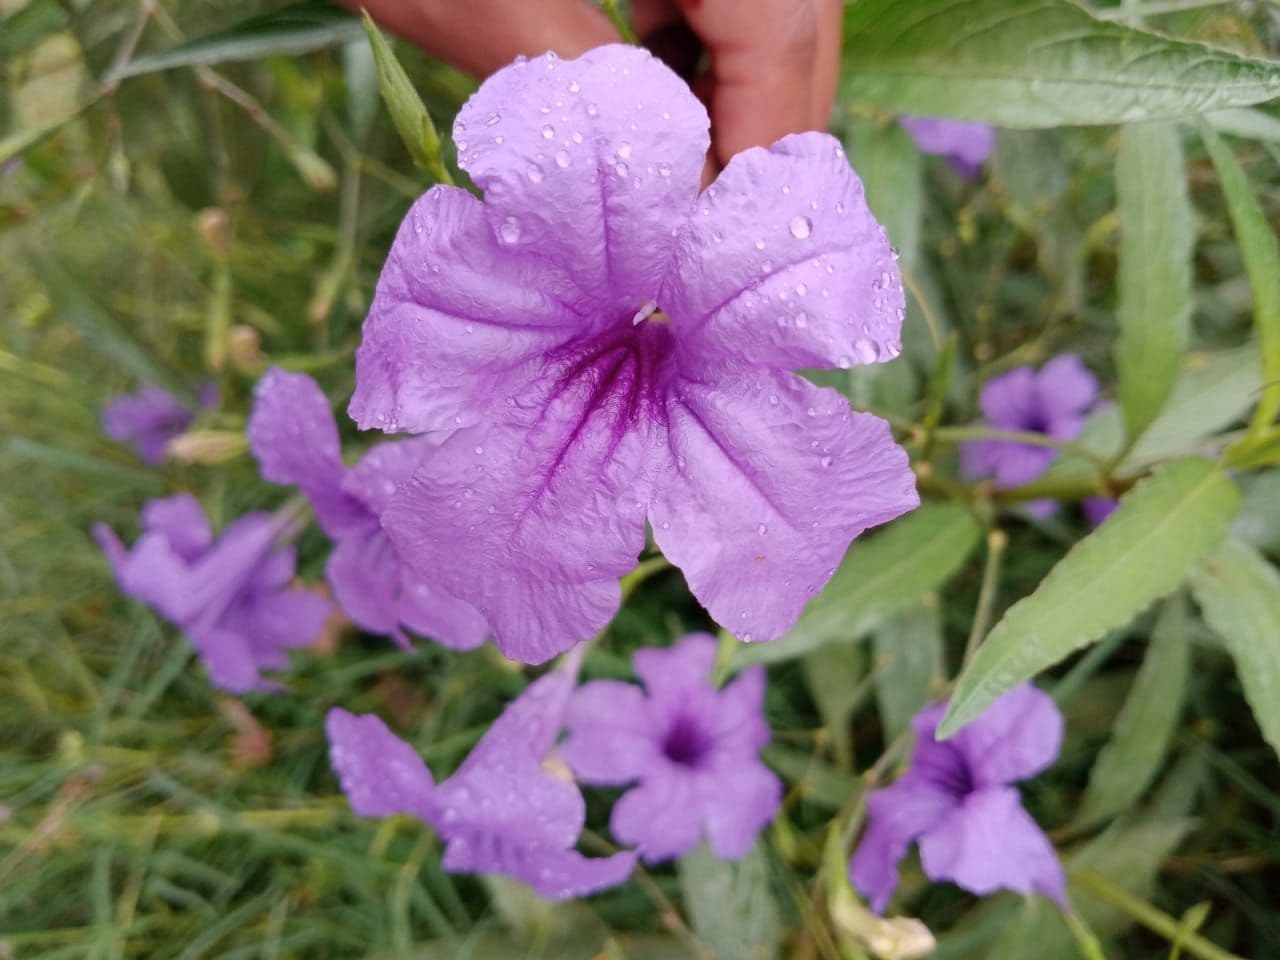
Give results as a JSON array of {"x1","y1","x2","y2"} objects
[
  {"x1": 661, "y1": 713, "x2": 713, "y2": 768},
  {"x1": 918, "y1": 745, "x2": 976, "y2": 798}
]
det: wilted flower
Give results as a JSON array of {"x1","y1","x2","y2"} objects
[
  {"x1": 248, "y1": 368, "x2": 487, "y2": 651},
  {"x1": 850, "y1": 684, "x2": 1066, "y2": 913},
  {"x1": 355, "y1": 44, "x2": 917, "y2": 664},
  {"x1": 561, "y1": 633, "x2": 781, "y2": 863},
  {"x1": 93, "y1": 494, "x2": 331, "y2": 692},
  {"x1": 102, "y1": 383, "x2": 218, "y2": 464},
  {"x1": 898, "y1": 117, "x2": 996, "y2": 179},
  {"x1": 327, "y1": 668, "x2": 637, "y2": 899},
  {"x1": 961, "y1": 355, "x2": 1098, "y2": 517}
]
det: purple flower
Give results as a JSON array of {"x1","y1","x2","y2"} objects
[
  {"x1": 326, "y1": 668, "x2": 637, "y2": 899},
  {"x1": 103, "y1": 383, "x2": 219, "y2": 464},
  {"x1": 248, "y1": 368, "x2": 487, "y2": 651},
  {"x1": 899, "y1": 117, "x2": 996, "y2": 179},
  {"x1": 93, "y1": 494, "x2": 331, "y2": 692},
  {"x1": 960, "y1": 355, "x2": 1098, "y2": 519},
  {"x1": 560, "y1": 633, "x2": 781, "y2": 863},
  {"x1": 849, "y1": 684, "x2": 1066, "y2": 913},
  {"x1": 353, "y1": 45, "x2": 918, "y2": 664},
  {"x1": 1083, "y1": 497, "x2": 1118, "y2": 527}
]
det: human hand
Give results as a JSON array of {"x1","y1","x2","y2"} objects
[{"x1": 345, "y1": 0, "x2": 842, "y2": 168}]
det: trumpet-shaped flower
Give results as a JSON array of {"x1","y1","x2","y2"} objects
[
  {"x1": 353, "y1": 44, "x2": 918, "y2": 664},
  {"x1": 899, "y1": 117, "x2": 996, "y2": 179},
  {"x1": 560, "y1": 633, "x2": 781, "y2": 862},
  {"x1": 103, "y1": 383, "x2": 218, "y2": 464},
  {"x1": 327, "y1": 669, "x2": 636, "y2": 899},
  {"x1": 849, "y1": 684, "x2": 1066, "y2": 913},
  {"x1": 93, "y1": 494, "x2": 330, "y2": 692},
  {"x1": 248, "y1": 368, "x2": 487, "y2": 651}
]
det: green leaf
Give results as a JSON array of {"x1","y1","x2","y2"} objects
[
  {"x1": 1115, "y1": 122, "x2": 1193, "y2": 444},
  {"x1": 846, "y1": 119, "x2": 924, "y2": 270},
  {"x1": 1076, "y1": 595, "x2": 1191, "y2": 827},
  {"x1": 361, "y1": 13, "x2": 449, "y2": 183},
  {"x1": 942, "y1": 459, "x2": 1239, "y2": 737},
  {"x1": 1190, "y1": 538, "x2": 1280, "y2": 762},
  {"x1": 734, "y1": 503, "x2": 981, "y2": 667},
  {"x1": 0, "y1": 0, "x2": 67, "y2": 63},
  {"x1": 873, "y1": 602, "x2": 945, "y2": 740},
  {"x1": 842, "y1": 0, "x2": 1280, "y2": 128},
  {"x1": 116, "y1": 1, "x2": 362, "y2": 80},
  {"x1": 801, "y1": 642, "x2": 866, "y2": 770},
  {"x1": 762, "y1": 746, "x2": 859, "y2": 810},
  {"x1": 1200, "y1": 126, "x2": 1280, "y2": 435},
  {"x1": 677, "y1": 842, "x2": 780, "y2": 960},
  {"x1": 1207, "y1": 107, "x2": 1280, "y2": 144}
]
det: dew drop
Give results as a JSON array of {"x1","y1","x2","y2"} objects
[
  {"x1": 541, "y1": 124, "x2": 555, "y2": 140},
  {"x1": 572, "y1": 131, "x2": 584, "y2": 144},
  {"x1": 757, "y1": 523, "x2": 768, "y2": 535},
  {"x1": 456, "y1": 139, "x2": 468, "y2": 152},
  {"x1": 586, "y1": 102, "x2": 599, "y2": 117},
  {"x1": 615, "y1": 161, "x2": 629, "y2": 177},
  {"x1": 820, "y1": 455, "x2": 834, "y2": 468},
  {"x1": 527, "y1": 164, "x2": 544, "y2": 183},
  {"x1": 657, "y1": 162, "x2": 671, "y2": 177},
  {"x1": 711, "y1": 231, "x2": 723, "y2": 244},
  {"x1": 499, "y1": 216, "x2": 521, "y2": 244},
  {"x1": 835, "y1": 201, "x2": 846, "y2": 215},
  {"x1": 768, "y1": 394, "x2": 779, "y2": 406},
  {"x1": 795, "y1": 311, "x2": 808, "y2": 328},
  {"x1": 474, "y1": 445, "x2": 484, "y2": 455},
  {"x1": 806, "y1": 407, "x2": 817, "y2": 417},
  {"x1": 568, "y1": 80, "x2": 581, "y2": 93},
  {"x1": 795, "y1": 282, "x2": 808, "y2": 296},
  {"x1": 789, "y1": 215, "x2": 813, "y2": 239},
  {"x1": 617, "y1": 141, "x2": 632, "y2": 159},
  {"x1": 485, "y1": 112, "x2": 500, "y2": 126},
  {"x1": 754, "y1": 238, "x2": 766, "y2": 251},
  {"x1": 554, "y1": 150, "x2": 571, "y2": 169}
]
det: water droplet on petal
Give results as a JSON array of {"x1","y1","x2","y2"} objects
[
  {"x1": 789, "y1": 215, "x2": 813, "y2": 239},
  {"x1": 806, "y1": 407, "x2": 817, "y2": 417},
  {"x1": 757, "y1": 523, "x2": 768, "y2": 535},
  {"x1": 615, "y1": 161, "x2": 629, "y2": 177},
  {"x1": 527, "y1": 164, "x2": 544, "y2": 183},
  {"x1": 754, "y1": 239, "x2": 766, "y2": 251},
  {"x1": 821, "y1": 455, "x2": 833, "y2": 468},
  {"x1": 586, "y1": 102, "x2": 599, "y2": 117},
  {"x1": 485, "y1": 112, "x2": 500, "y2": 126},
  {"x1": 657, "y1": 162, "x2": 671, "y2": 177},
  {"x1": 617, "y1": 141, "x2": 632, "y2": 159},
  {"x1": 541, "y1": 124, "x2": 555, "y2": 139},
  {"x1": 554, "y1": 150, "x2": 571, "y2": 168},
  {"x1": 568, "y1": 80, "x2": 581, "y2": 93},
  {"x1": 795, "y1": 282, "x2": 808, "y2": 296},
  {"x1": 474, "y1": 445, "x2": 484, "y2": 455},
  {"x1": 768, "y1": 394, "x2": 779, "y2": 406},
  {"x1": 499, "y1": 216, "x2": 521, "y2": 244}
]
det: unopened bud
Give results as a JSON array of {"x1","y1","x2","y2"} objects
[
  {"x1": 831, "y1": 887, "x2": 936, "y2": 960},
  {"x1": 228, "y1": 324, "x2": 263, "y2": 372},
  {"x1": 197, "y1": 207, "x2": 232, "y2": 259},
  {"x1": 167, "y1": 429, "x2": 247, "y2": 465}
]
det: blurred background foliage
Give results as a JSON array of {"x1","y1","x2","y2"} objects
[{"x1": 2, "y1": 0, "x2": 1279, "y2": 957}]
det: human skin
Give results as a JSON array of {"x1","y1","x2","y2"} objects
[{"x1": 343, "y1": 0, "x2": 842, "y2": 167}]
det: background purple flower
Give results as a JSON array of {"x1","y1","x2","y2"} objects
[
  {"x1": 248, "y1": 368, "x2": 487, "y2": 652},
  {"x1": 355, "y1": 44, "x2": 918, "y2": 665},
  {"x1": 1083, "y1": 497, "x2": 1119, "y2": 527},
  {"x1": 327, "y1": 669, "x2": 636, "y2": 899},
  {"x1": 960, "y1": 355, "x2": 1099, "y2": 516},
  {"x1": 102, "y1": 383, "x2": 218, "y2": 464},
  {"x1": 560, "y1": 633, "x2": 781, "y2": 863},
  {"x1": 899, "y1": 117, "x2": 996, "y2": 178},
  {"x1": 849, "y1": 684, "x2": 1066, "y2": 913},
  {"x1": 93, "y1": 494, "x2": 330, "y2": 692}
]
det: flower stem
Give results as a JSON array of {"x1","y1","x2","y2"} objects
[
  {"x1": 600, "y1": 0, "x2": 639, "y2": 44},
  {"x1": 961, "y1": 529, "x2": 1007, "y2": 671},
  {"x1": 1071, "y1": 869, "x2": 1243, "y2": 960}
]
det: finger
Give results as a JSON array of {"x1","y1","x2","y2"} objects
[
  {"x1": 674, "y1": 0, "x2": 821, "y2": 165},
  {"x1": 810, "y1": 0, "x2": 842, "y2": 130},
  {"x1": 343, "y1": 0, "x2": 619, "y2": 78}
]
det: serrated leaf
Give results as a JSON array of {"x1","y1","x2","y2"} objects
[
  {"x1": 677, "y1": 842, "x2": 780, "y2": 960},
  {"x1": 1115, "y1": 122, "x2": 1193, "y2": 444},
  {"x1": 116, "y1": 1, "x2": 362, "y2": 80},
  {"x1": 1201, "y1": 127, "x2": 1280, "y2": 435},
  {"x1": 942, "y1": 459, "x2": 1239, "y2": 737},
  {"x1": 735, "y1": 503, "x2": 981, "y2": 667},
  {"x1": 842, "y1": 0, "x2": 1280, "y2": 128},
  {"x1": 1191, "y1": 537, "x2": 1280, "y2": 762},
  {"x1": 873, "y1": 602, "x2": 944, "y2": 740},
  {"x1": 1077, "y1": 595, "x2": 1190, "y2": 827}
]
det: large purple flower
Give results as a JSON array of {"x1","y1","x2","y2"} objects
[
  {"x1": 898, "y1": 117, "x2": 996, "y2": 179},
  {"x1": 849, "y1": 684, "x2": 1066, "y2": 913},
  {"x1": 103, "y1": 383, "x2": 218, "y2": 464},
  {"x1": 960, "y1": 355, "x2": 1098, "y2": 519},
  {"x1": 93, "y1": 494, "x2": 331, "y2": 692},
  {"x1": 560, "y1": 633, "x2": 781, "y2": 863},
  {"x1": 353, "y1": 45, "x2": 918, "y2": 664},
  {"x1": 248, "y1": 368, "x2": 487, "y2": 651},
  {"x1": 327, "y1": 668, "x2": 637, "y2": 899}
]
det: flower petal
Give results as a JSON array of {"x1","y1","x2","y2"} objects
[
  {"x1": 140, "y1": 494, "x2": 212, "y2": 562},
  {"x1": 383, "y1": 339, "x2": 664, "y2": 663},
  {"x1": 951, "y1": 684, "x2": 1063, "y2": 787},
  {"x1": 918, "y1": 786, "x2": 1066, "y2": 906},
  {"x1": 398, "y1": 574, "x2": 490, "y2": 652},
  {"x1": 900, "y1": 117, "x2": 995, "y2": 177},
  {"x1": 698, "y1": 759, "x2": 782, "y2": 861},
  {"x1": 667, "y1": 132, "x2": 903, "y2": 372},
  {"x1": 343, "y1": 437, "x2": 443, "y2": 515},
  {"x1": 849, "y1": 774, "x2": 957, "y2": 914},
  {"x1": 560, "y1": 679, "x2": 658, "y2": 785},
  {"x1": 632, "y1": 632, "x2": 717, "y2": 704},
  {"x1": 350, "y1": 186, "x2": 588, "y2": 434},
  {"x1": 651, "y1": 369, "x2": 917, "y2": 642},
  {"x1": 610, "y1": 768, "x2": 703, "y2": 863},
  {"x1": 248, "y1": 368, "x2": 366, "y2": 536},
  {"x1": 1035, "y1": 354, "x2": 1097, "y2": 419},
  {"x1": 978, "y1": 367, "x2": 1038, "y2": 430},
  {"x1": 325, "y1": 708, "x2": 436, "y2": 822},
  {"x1": 710, "y1": 666, "x2": 772, "y2": 753},
  {"x1": 227, "y1": 586, "x2": 331, "y2": 668},
  {"x1": 441, "y1": 833, "x2": 636, "y2": 900},
  {"x1": 454, "y1": 44, "x2": 708, "y2": 305},
  {"x1": 326, "y1": 526, "x2": 406, "y2": 642},
  {"x1": 190, "y1": 627, "x2": 268, "y2": 693}
]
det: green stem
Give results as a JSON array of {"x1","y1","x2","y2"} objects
[
  {"x1": 1071, "y1": 869, "x2": 1243, "y2": 960},
  {"x1": 599, "y1": 0, "x2": 639, "y2": 44},
  {"x1": 961, "y1": 529, "x2": 1007, "y2": 672},
  {"x1": 1062, "y1": 909, "x2": 1107, "y2": 960}
]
